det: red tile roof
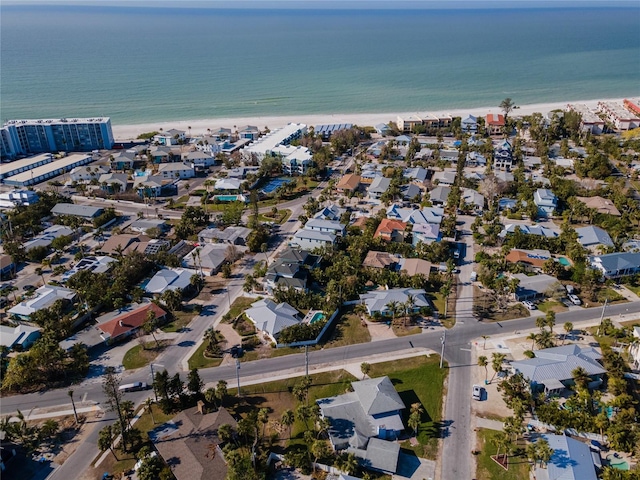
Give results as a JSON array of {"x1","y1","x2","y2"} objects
[
  {"x1": 374, "y1": 219, "x2": 407, "y2": 241},
  {"x1": 486, "y1": 113, "x2": 505, "y2": 126},
  {"x1": 98, "y1": 303, "x2": 167, "y2": 339}
]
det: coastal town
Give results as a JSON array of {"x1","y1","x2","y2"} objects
[{"x1": 2, "y1": 97, "x2": 640, "y2": 480}]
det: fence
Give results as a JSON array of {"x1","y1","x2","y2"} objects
[{"x1": 276, "y1": 307, "x2": 340, "y2": 348}]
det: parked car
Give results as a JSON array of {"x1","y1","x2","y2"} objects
[
  {"x1": 565, "y1": 284, "x2": 575, "y2": 294},
  {"x1": 22, "y1": 284, "x2": 36, "y2": 291},
  {"x1": 472, "y1": 385, "x2": 482, "y2": 401},
  {"x1": 522, "y1": 300, "x2": 537, "y2": 310},
  {"x1": 568, "y1": 294, "x2": 582, "y2": 306},
  {"x1": 118, "y1": 382, "x2": 149, "y2": 393}
]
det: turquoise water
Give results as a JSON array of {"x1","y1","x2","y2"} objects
[
  {"x1": 606, "y1": 455, "x2": 630, "y2": 471},
  {"x1": 215, "y1": 195, "x2": 240, "y2": 202},
  {"x1": 1, "y1": 5, "x2": 639, "y2": 125},
  {"x1": 310, "y1": 312, "x2": 326, "y2": 324},
  {"x1": 557, "y1": 257, "x2": 571, "y2": 266}
]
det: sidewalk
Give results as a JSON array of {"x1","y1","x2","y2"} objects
[{"x1": 7, "y1": 402, "x2": 102, "y2": 421}]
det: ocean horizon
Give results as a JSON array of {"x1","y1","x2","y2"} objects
[{"x1": 1, "y1": 4, "x2": 639, "y2": 125}]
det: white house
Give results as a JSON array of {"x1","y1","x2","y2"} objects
[{"x1": 158, "y1": 162, "x2": 195, "y2": 179}]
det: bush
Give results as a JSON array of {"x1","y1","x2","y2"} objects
[{"x1": 241, "y1": 335, "x2": 261, "y2": 350}]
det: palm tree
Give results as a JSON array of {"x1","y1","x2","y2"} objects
[
  {"x1": 360, "y1": 362, "x2": 371, "y2": 380},
  {"x1": 35, "y1": 267, "x2": 45, "y2": 286},
  {"x1": 536, "y1": 438, "x2": 554, "y2": 468},
  {"x1": 481, "y1": 335, "x2": 490, "y2": 350},
  {"x1": 536, "y1": 329, "x2": 555, "y2": 349},
  {"x1": 527, "y1": 332, "x2": 538, "y2": 350},
  {"x1": 440, "y1": 281, "x2": 452, "y2": 318},
  {"x1": 145, "y1": 397, "x2": 156, "y2": 424},
  {"x1": 545, "y1": 311, "x2": 556, "y2": 334},
  {"x1": 478, "y1": 355, "x2": 488, "y2": 383},
  {"x1": 403, "y1": 294, "x2": 416, "y2": 326},
  {"x1": 385, "y1": 300, "x2": 400, "y2": 324},
  {"x1": 490, "y1": 352, "x2": 506, "y2": 383},
  {"x1": 563, "y1": 322, "x2": 573, "y2": 345},
  {"x1": 492, "y1": 431, "x2": 510, "y2": 465},
  {"x1": 257, "y1": 408, "x2": 269, "y2": 440},
  {"x1": 68, "y1": 389, "x2": 79, "y2": 424},
  {"x1": 143, "y1": 310, "x2": 160, "y2": 348},
  {"x1": 281, "y1": 410, "x2": 295, "y2": 439},
  {"x1": 536, "y1": 316, "x2": 547, "y2": 331},
  {"x1": 572, "y1": 366, "x2": 590, "y2": 391}
]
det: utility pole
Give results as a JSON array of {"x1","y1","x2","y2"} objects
[
  {"x1": 305, "y1": 345, "x2": 309, "y2": 377},
  {"x1": 235, "y1": 359, "x2": 241, "y2": 397},
  {"x1": 440, "y1": 330, "x2": 446, "y2": 369},
  {"x1": 598, "y1": 298, "x2": 608, "y2": 336},
  {"x1": 149, "y1": 363, "x2": 163, "y2": 402}
]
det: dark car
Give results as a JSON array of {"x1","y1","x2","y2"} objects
[
  {"x1": 22, "y1": 284, "x2": 36, "y2": 291},
  {"x1": 230, "y1": 345, "x2": 243, "y2": 358}
]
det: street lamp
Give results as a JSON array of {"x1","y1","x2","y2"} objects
[
  {"x1": 235, "y1": 359, "x2": 241, "y2": 397},
  {"x1": 440, "y1": 331, "x2": 446, "y2": 369}
]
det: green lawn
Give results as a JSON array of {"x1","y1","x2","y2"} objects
[
  {"x1": 223, "y1": 296, "x2": 258, "y2": 322},
  {"x1": 624, "y1": 282, "x2": 640, "y2": 296},
  {"x1": 428, "y1": 292, "x2": 456, "y2": 328},
  {"x1": 187, "y1": 340, "x2": 224, "y2": 370},
  {"x1": 258, "y1": 209, "x2": 292, "y2": 224},
  {"x1": 537, "y1": 300, "x2": 568, "y2": 314},
  {"x1": 368, "y1": 356, "x2": 447, "y2": 460},
  {"x1": 161, "y1": 310, "x2": 195, "y2": 332},
  {"x1": 475, "y1": 428, "x2": 531, "y2": 480},
  {"x1": 122, "y1": 341, "x2": 167, "y2": 370},
  {"x1": 324, "y1": 312, "x2": 371, "y2": 347}
]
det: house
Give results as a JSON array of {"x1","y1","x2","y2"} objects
[
  {"x1": 359, "y1": 288, "x2": 430, "y2": 317},
  {"x1": 0, "y1": 255, "x2": 15, "y2": 280},
  {"x1": 386, "y1": 205, "x2": 444, "y2": 225},
  {"x1": 158, "y1": 162, "x2": 195, "y2": 179},
  {"x1": 375, "y1": 123, "x2": 391, "y2": 136},
  {"x1": 135, "y1": 174, "x2": 177, "y2": 198},
  {"x1": 182, "y1": 243, "x2": 231, "y2": 276},
  {"x1": 630, "y1": 326, "x2": 640, "y2": 370},
  {"x1": 511, "y1": 344, "x2": 605, "y2": 396},
  {"x1": 400, "y1": 184, "x2": 421, "y2": 201},
  {"x1": 505, "y1": 249, "x2": 552, "y2": 270},
  {"x1": 398, "y1": 258, "x2": 433, "y2": 277},
  {"x1": 183, "y1": 151, "x2": 217, "y2": 169},
  {"x1": 534, "y1": 189, "x2": 558, "y2": 217},
  {"x1": 100, "y1": 234, "x2": 149, "y2": 256},
  {"x1": 263, "y1": 247, "x2": 320, "y2": 293},
  {"x1": 532, "y1": 434, "x2": 598, "y2": 480},
  {"x1": 153, "y1": 129, "x2": 185, "y2": 145},
  {"x1": 0, "y1": 190, "x2": 39, "y2": 208},
  {"x1": 373, "y1": 219, "x2": 407, "y2": 243},
  {"x1": 396, "y1": 115, "x2": 422, "y2": 133},
  {"x1": 317, "y1": 376, "x2": 405, "y2": 474},
  {"x1": 494, "y1": 170, "x2": 514, "y2": 183},
  {"x1": 291, "y1": 229, "x2": 336, "y2": 250},
  {"x1": 150, "y1": 407, "x2": 237, "y2": 480},
  {"x1": 429, "y1": 186, "x2": 451, "y2": 206},
  {"x1": 238, "y1": 125, "x2": 260, "y2": 140},
  {"x1": 336, "y1": 174, "x2": 362, "y2": 194},
  {"x1": 362, "y1": 251, "x2": 400, "y2": 270},
  {"x1": 144, "y1": 267, "x2": 198, "y2": 295},
  {"x1": 498, "y1": 198, "x2": 518, "y2": 211},
  {"x1": 244, "y1": 299, "x2": 302, "y2": 342},
  {"x1": 588, "y1": 252, "x2": 640, "y2": 279},
  {"x1": 68, "y1": 165, "x2": 110, "y2": 183},
  {"x1": 403, "y1": 167, "x2": 428, "y2": 183},
  {"x1": 51, "y1": 203, "x2": 104, "y2": 220},
  {"x1": 412, "y1": 223, "x2": 441, "y2": 246},
  {"x1": 129, "y1": 218, "x2": 168, "y2": 235},
  {"x1": 214, "y1": 178, "x2": 242, "y2": 192},
  {"x1": 512, "y1": 273, "x2": 559, "y2": 301},
  {"x1": 461, "y1": 188, "x2": 485, "y2": 212},
  {"x1": 149, "y1": 146, "x2": 174, "y2": 163},
  {"x1": 96, "y1": 302, "x2": 167, "y2": 344},
  {"x1": 575, "y1": 196, "x2": 621, "y2": 216},
  {"x1": 432, "y1": 171, "x2": 456, "y2": 186},
  {"x1": 494, "y1": 143, "x2": 514, "y2": 171},
  {"x1": 314, "y1": 205, "x2": 346, "y2": 222},
  {"x1": 23, "y1": 225, "x2": 75, "y2": 252},
  {"x1": 61, "y1": 255, "x2": 116, "y2": 282},
  {"x1": 367, "y1": 177, "x2": 391, "y2": 199},
  {"x1": 486, "y1": 113, "x2": 505, "y2": 135},
  {"x1": 8, "y1": 286, "x2": 76, "y2": 321},
  {"x1": 465, "y1": 151, "x2": 486, "y2": 168},
  {"x1": 98, "y1": 173, "x2": 129, "y2": 193},
  {"x1": 499, "y1": 223, "x2": 559, "y2": 239},
  {"x1": 110, "y1": 151, "x2": 136, "y2": 170},
  {"x1": 461, "y1": 115, "x2": 477, "y2": 133},
  {"x1": 576, "y1": 226, "x2": 614, "y2": 251},
  {"x1": 0, "y1": 324, "x2": 41, "y2": 350},
  {"x1": 305, "y1": 218, "x2": 346, "y2": 236},
  {"x1": 198, "y1": 226, "x2": 251, "y2": 246}
]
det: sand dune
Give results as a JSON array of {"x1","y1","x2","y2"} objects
[{"x1": 111, "y1": 97, "x2": 624, "y2": 141}]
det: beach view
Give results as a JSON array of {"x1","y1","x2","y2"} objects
[{"x1": 1, "y1": 2, "x2": 640, "y2": 480}]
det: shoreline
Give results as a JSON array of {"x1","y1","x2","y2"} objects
[{"x1": 111, "y1": 97, "x2": 628, "y2": 141}]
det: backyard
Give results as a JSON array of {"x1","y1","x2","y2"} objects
[{"x1": 475, "y1": 428, "x2": 530, "y2": 480}]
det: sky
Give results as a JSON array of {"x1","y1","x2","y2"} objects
[{"x1": 2, "y1": 0, "x2": 637, "y2": 8}]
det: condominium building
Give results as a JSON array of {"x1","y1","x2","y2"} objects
[
  {"x1": 566, "y1": 104, "x2": 605, "y2": 134},
  {"x1": 1, "y1": 117, "x2": 114, "y2": 160},
  {"x1": 597, "y1": 101, "x2": 640, "y2": 131},
  {"x1": 242, "y1": 123, "x2": 307, "y2": 162}
]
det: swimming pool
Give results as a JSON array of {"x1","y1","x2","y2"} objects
[
  {"x1": 557, "y1": 257, "x2": 571, "y2": 266},
  {"x1": 215, "y1": 195, "x2": 239, "y2": 202},
  {"x1": 607, "y1": 454, "x2": 629, "y2": 470},
  {"x1": 309, "y1": 312, "x2": 326, "y2": 324}
]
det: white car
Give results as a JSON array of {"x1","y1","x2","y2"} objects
[
  {"x1": 568, "y1": 294, "x2": 582, "y2": 306},
  {"x1": 472, "y1": 385, "x2": 482, "y2": 401},
  {"x1": 522, "y1": 300, "x2": 537, "y2": 310}
]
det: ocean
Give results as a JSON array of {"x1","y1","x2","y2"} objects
[{"x1": 1, "y1": 4, "x2": 639, "y2": 125}]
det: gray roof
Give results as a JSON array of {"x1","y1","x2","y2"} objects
[
  {"x1": 145, "y1": 268, "x2": 197, "y2": 295},
  {"x1": 499, "y1": 223, "x2": 559, "y2": 238},
  {"x1": 359, "y1": 288, "x2": 429, "y2": 314},
  {"x1": 244, "y1": 299, "x2": 301, "y2": 339},
  {"x1": 305, "y1": 218, "x2": 345, "y2": 232},
  {"x1": 536, "y1": 434, "x2": 597, "y2": 480},
  {"x1": 401, "y1": 184, "x2": 421, "y2": 200},
  {"x1": 314, "y1": 205, "x2": 346, "y2": 221},
  {"x1": 589, "y1": 251, "x2": 640, "y2": 274},
  {"x1": 576, "y1": 226, "x2": 614, "y2": 248},
  {"x1": 293, "y1": 229, "x2": 336, "y2": 243},
  {"x1": 198, "y1": 226, "x2": 251, "y2": 244},
  {"x1": 511, "y1": 345, "x2": 605, "y2": 385},
  {"x1": 403, "y1": 167, "x2": 428, "y2": 182},
  {"x1": 513, "y1": 273, "x2": 558, "y2": 298},
  {"x1": 51, "y1": 203, "x2": 103, "y2": 219},
  {"x1": 359, "y1": 437, "x2": 400, "y2": 473},
  {"x1": 182, "y1": 244, "x2": 228, "y2": 272},
  {"x1": 429, "y1": 185, "x2": 451, "y2": 203},
  {"x1": 352, "y1": 377, "x2": 406, "y2": 416},
  {"x1": 368, "y1": 176, "x2": 392, "y2": 194}
]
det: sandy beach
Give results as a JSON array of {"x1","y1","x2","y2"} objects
[{"x1": 111, "y1": 97, "x2": 625, "y2": 141}]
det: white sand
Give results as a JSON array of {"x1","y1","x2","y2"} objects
[{"x1": 111, "y1": 97, "x2": 625, "y2": 141}]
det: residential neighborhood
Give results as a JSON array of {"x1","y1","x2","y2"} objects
[{"x1": 2, "y1": 98, "x2": 640, "y2": 480}]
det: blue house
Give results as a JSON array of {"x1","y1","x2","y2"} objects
[{"x1": 533, "y1": 188, "x2": 558, "y2": 217}]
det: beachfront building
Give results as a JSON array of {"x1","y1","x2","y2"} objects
[
  {"x1": 461, "y1": 115, "x2": 478, "y2": 133},
  {"x1": 153, "y1": 129, "x2": 186, "y2": 145},
  {"x1": 3, "y1": 154, "x2": 95, "y2": 187},
  {"x1": 485, "y1": 113, "x2": 505, "y2": 135},
  {"x1": 597, "y1": 101, "x2": 640, "y2": 131},
  {"x1": 314, "y1": 123, "x2": 353, "y2": 140},
  {"x1": 242, "y1": 123, "x2": 307, "y2": 162},
  {"x1": 1, "y1": 117, "x2": 114, "y2": 160},
  {"x1": 395, "y1": 113, "x2": 452, "y2": 133},
  {"x1": 567, "y1": 104, "x2": 605, "y2": 134}
]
